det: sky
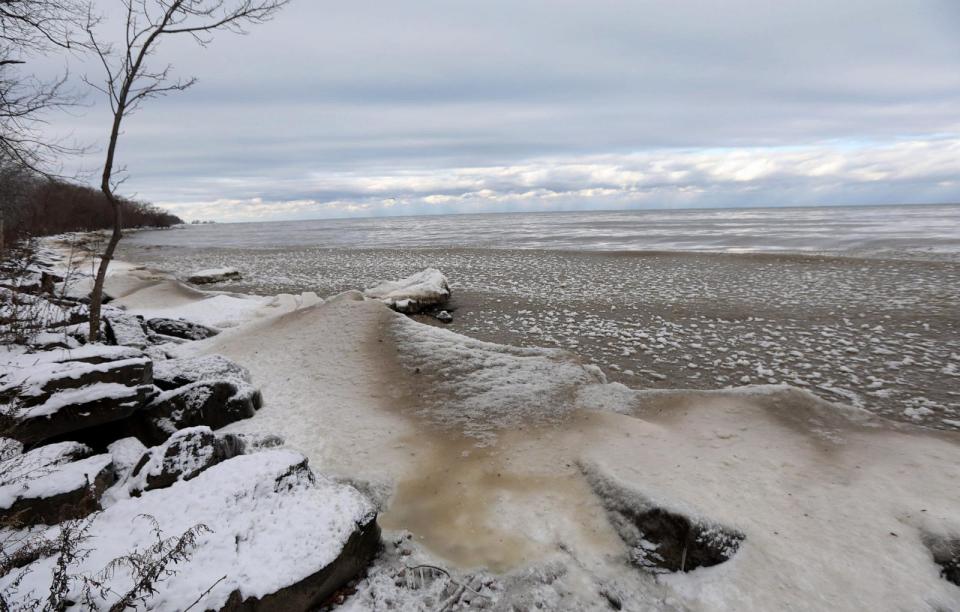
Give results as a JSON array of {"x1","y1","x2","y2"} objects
[{"x1": 38, "y1": 0, "x2": 960, "y2": 221}]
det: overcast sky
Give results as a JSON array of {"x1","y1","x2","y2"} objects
[{"x1": 42, "y1": 0, "x2": 960, "y2": 221}]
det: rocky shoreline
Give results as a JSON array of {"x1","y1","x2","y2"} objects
[{"x1": 0, "y1": 239, "x2": 391, "y2": 609}]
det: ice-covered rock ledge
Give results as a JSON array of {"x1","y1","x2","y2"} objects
[
  {"x1": 364, "y1": 268, "x2": 451, "y2": 314},
  {"x1": 187, "y1": 267, "x2": 242, "y2": 284}
]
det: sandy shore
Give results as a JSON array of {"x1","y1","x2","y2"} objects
[{"x1": 81, "y1": 253, "x2": 960, "y2": 611}]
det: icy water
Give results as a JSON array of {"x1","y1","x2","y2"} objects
[
  {"x1": 118, "y1": 205, "x2": 960, "y2": 431},
  {"x1": 124, "y1": 204, "x2": 960, "y2": 257}
]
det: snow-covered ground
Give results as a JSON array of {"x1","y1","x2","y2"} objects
[{"x1": 8, "y1": 241, "x2": 958, "y2": 610}]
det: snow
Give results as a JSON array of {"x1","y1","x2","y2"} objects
[
  {"x1": 364, "y1": 268, "x2": 450, "y2": 312},
  {"x1": 0, "y1": 449, "x2": 375, "y2": 611},
  {"x1": 390, "y1": 313, "x2": 607, "y2": 443},
  {"x1": 126, "y1": 293, "x2": 270, "y2": 329}
]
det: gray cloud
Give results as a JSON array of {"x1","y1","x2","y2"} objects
[{"x1": 38, "y1": 0, "x2": 960, "y2": 219}]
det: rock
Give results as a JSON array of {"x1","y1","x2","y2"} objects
[
  {"x1": 40, "y1": 271, "x2": 63, "y2": 295},
  {"x1": 925, "y1": 535, "x2": 960, "y2": 587},
  {"x1": 582, "y1": 465, "x2": 744, "y2": 573},
  {"x1": 0, "y1": 442, "x2": 115, "y2": 527},
  {"x1": 106, "y1": 436, "x2": 149, "y2": 480},
  {"x1": 187, "y1": 267, "x2": 242, "y2": 284},
  {"x1": 152, "y1": 354, "x2": 252, "y2": 390},
  {"x1": 0, "y1": 356, "x2": 152, "y2": 408},
  {"x1": 0, "y1": 449, "x2": 381, "y2": 611},
  {"x1": 146, "y1": 317, "x2": 220, "y2": 341},
  {"x1": 363, "y1": 268, "x2": 451, "y2": 314},
  {"x1": 128, "y1": 426, "x2": 246, "y2": 494},
  {"x1": 435, "y1": 310, "x2": 453, "y2": 323},
  {"x1": 136, "y1": 380, "x2": 262, "y2": 445},
  {"x1": 50, "y1": 344, "x2": 145, "y2": 365},
  {"x1": 3, "y1": 383, "x2": 156, "y2": 446},
  {"x1": 105, "y1": 313, "x2": 150, "y2": 348},
  {"x1": 220, "y1": 517, "x2": 381, "y2": 612}
]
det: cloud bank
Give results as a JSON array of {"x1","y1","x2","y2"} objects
[{"x1": 43, "y1": 0, "x2": 960, "y2": 220}]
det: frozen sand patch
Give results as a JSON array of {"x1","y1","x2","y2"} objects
[
  {"x1": 375, "y1": 316, "x2": 960, "y2": 610},
  {"x1": 195, "y1": 295, "x2": 420, "y2": 485}
]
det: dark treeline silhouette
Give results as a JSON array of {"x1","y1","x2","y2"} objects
[{"x1": 0, "y1": 164, "x2": 182, "y2": 246}]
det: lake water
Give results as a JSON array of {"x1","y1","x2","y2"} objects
[{"x1": 124, "y1": 204, "x2": 960, "y2": 259}]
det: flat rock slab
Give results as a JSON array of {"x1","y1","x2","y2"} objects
[
  {"x1": 0, "y1": 449, "x2": 380, "y2": 611},
  {"x1": 4, "y1": 383, "x2": 155, "y2": 446},
  {"x1": 0, "y1": 442, "x2": 114, "y2": 527},
  {"x1": 146, "y1": 317, "x2": 219, "y2": 341},
  {"x1": 187, "y1": 268, "x2": 242, "y2": 284},
  {"x1": 105, "y1": 313, "x2": 151, "y2": 349},
  {"x1": 152, "y1": 354, "x2": 251, "y2": 391},
  {"x1": 0, "y1": 357, "x2": 152, "y2": 407}
]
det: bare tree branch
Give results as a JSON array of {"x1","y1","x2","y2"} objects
[{"x1": 83, "y1": 0, "x2": 288, "y2": 340}]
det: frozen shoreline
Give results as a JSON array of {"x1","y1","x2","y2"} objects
[
  {"x1": 117, "y1": 239, "x2": 960, "y2": 434},
  {"x1": 54, "y1": 244, "x2": 960, "y2": 610}
]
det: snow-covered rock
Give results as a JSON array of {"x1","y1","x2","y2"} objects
[
  {"x1": 0, "y1": 441, "x2": 114, "y2": 526},
  {"x1": 187, "y1": 267, "x2": 242, "y2": 284},
  {"x1": 4, "y1": 382, "x2": 155, "y2": 446},
  {"x1": 152, "y1": 354, "x2": 251, "y2": 390},
  {"x1": 364, "y1": 268, "x2": 451, "y2": 314},
  {"x1": 0, "y1": 356, "x2": 152, "y2": 407},
  {"x1": 127, "y1": 426, "x2": 244, "y2": 495},
  {"x1": 0, "y1": 449, "x2": 380, "y2": 611},
  {"x1": 105, "y1": 313, "x2": 150, "y2": 348},
  {"x1": 136, "y1": 380, "x2": 261, "y2": 445},
  {"x1": 146, "y1": 317, "x2": 219, "y2": 341},
  {"x1": 581, "y1": 462, "x2": 744, "y2": 573}
]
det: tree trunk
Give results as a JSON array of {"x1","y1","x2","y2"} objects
[{"x1": 87, "y1": 196, "x2": 122, "y2": 341}]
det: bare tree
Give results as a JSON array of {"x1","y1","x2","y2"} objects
[
  {"x1": 0, "y1": 0, "x2": 91, "y2": 171},
  {"x1": 83, "y1": 0, "x2": 288, "y2": 341}
]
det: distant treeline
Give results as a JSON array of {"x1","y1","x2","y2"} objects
[{"x1": 0, "y1": 164, "x2": 183, "y2": 245}]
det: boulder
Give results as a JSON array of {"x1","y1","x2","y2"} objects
[
  {"x1": 363, "y1": 268, "x2": 451, "y2": 314},
  {"x1": 0, "y1": 449, "x2": 381, "y2": 611},
  {"x1": 582, "y1": 465, "x2": 744, "y2": 573},
  {"x1": 925, "y1": 535, "x2": 960, "y2": 587},
  {"x1": 152, "y1": 354, "x2": 251, "y2": 390},
  {"x1": 40, "y1": 271, "x2": 63, "y2": 295},
  {"x1": 105, "y1": 313, "x2": 150, "y2": 349},
  {"x1": 146, "y1": 317, "x2": 220, "y2": 341},
  {"x1": 128, "y1": 426, "x2": 245, "y2": 494},
  {"x1": 187, "y1": 267, "x2": 242, "y2": 284},
  {"x1": 0, "y1": 442, "x2": 115, "y2": 527},
  {"x1": 136, "y1": 380, "x2": 261, "y2": 445},
  {"x1": 435, "y1": 310, "x2": 453, "y2": 323}
]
